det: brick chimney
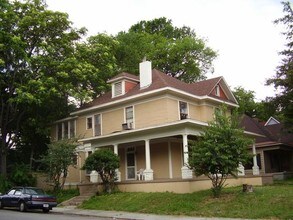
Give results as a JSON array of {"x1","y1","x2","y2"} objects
[{"x1": 139, "y1": 60, "x2": 152, "y2": 89}]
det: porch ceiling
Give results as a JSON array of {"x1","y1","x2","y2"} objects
[{"x1": 79, "y1": 119, "x2": 206, "y2": 148}]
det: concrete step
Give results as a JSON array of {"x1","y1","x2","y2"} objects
[{"x1": 61, "y1": 195, "x2": 93, "y2": 206}]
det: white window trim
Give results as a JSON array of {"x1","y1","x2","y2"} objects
[
  {"x1": 215, "y1": 85, "x2": 220, "y2": 96},
  {"x1": 125, "y1": 147, "x2": 137, "y2": 180},
  {"x1": 94, "y1": 114, "x2": 102, "y2": 136},
  {"x1": 124, "y1": 106, "x2": 135, "y2": 129},
  {"x1": 112, "y1": 81, "x2": 126, "y2": 98},
  {"x1": 179, "y1": 101, "x2": 189, "y2": 119},
  {"x1": 86, "y1": 116, "x2": 93, "y2": 130}
]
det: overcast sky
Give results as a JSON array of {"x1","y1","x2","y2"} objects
[{"x1": 45, "y1": 0, "x2": 287, "y2": 101}]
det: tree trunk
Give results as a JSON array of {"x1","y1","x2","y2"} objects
[
  {"x1": 0, "y1": 136, "x2": 7, "y2": 177},
  {"x1": 0, "y1": 149, "x2": 7, "y2": 177}
]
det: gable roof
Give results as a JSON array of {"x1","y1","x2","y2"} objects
[
  {"x1": 264, "y1": 116, "x2": 280, "y2": 126},
  {"x1": 240, "y1": 115, "x2": 293, "y2": 148},
  {"x1": 73, "y1": 69, "x2": 238, "y2": 114}
]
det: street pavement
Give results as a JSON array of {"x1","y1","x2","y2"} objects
[{"x1": 52, "y1": 206, "x2": 249, "y2": 220}]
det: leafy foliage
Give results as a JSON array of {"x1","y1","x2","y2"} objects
[
  {"x1": 115, "y1": 17, "x2": 217, "y2": 82},
  {"x1": 189, "y1": 106, "x2": 252, "y2": 197},
  {"x1": 233, "y1": 87, "x2": 258, "y2": 117},
  {"x1": 8, "y1": 163, "x2": 36, "y2": 187},
  {"x1": 41, "y1": 139, "x2": 77, "y2": 192},
  {"x1": 82, "y1": 149, "x2": 120, "y2": 193},
  {"x1": 267, "y1": 1, "x2": 293, "y2": 130},
  {"x1": 233, "y1": 87, "x2": 279, "y2": 121},
  {"x1": 0, "y1": 0, "x2": 85, "y2": 177},
  {"x1": 0, "y1": 174, "x2": 11, "y2": 193}
]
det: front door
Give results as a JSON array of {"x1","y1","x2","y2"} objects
[{"x1": 126, "y1": 147, "x2": 136, "y2": 180}]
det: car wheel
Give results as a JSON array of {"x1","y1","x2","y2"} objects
[
  {"x1": 42, "y1": 208, "x2": 50, "y2": 213},
  {"x1": 19, "y1": 201, "x2": 27, "y2": 212}
]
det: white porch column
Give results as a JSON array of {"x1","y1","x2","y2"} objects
[
  {"x1": 181, "y1": 134, "x2": 193, "y2": 179},
  {"x1": 113, "y1": 144, "x2": 121, "y2": 182},
  {"x1": 90, "y1": 171, "x2": 99, "y2": 183},
  {"x1": 252, "y1": 143, "x2": 260, "y2": 175},
  {"x1": 238, "y1": 163, "x2": 245, "y2": 176},
  {"x1": 143, "y1": 139, "x2": 153, "y2": 181}
]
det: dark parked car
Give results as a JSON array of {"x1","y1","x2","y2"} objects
[{"x1": 0, "y1": 187, "x2": 57, "y2": 213}]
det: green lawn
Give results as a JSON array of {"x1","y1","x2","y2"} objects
[{"x1": 79, "y1": 179, "x2": 293, "y2": 219}]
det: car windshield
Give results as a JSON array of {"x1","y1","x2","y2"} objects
[{"x1": 25, "y1": 188, "x2": 45, "y2": 195}]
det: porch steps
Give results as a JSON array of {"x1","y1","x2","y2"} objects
[{"x1": 60, "y1": 189, "x2": 97, "y2": 206}]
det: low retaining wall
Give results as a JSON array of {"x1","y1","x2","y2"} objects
[
  {"x1": 78, "y1": 175, "x2": 272, "y2": 195},
  {"x1": 272, "y1": 172, "x2": 293, "y2": 180}
]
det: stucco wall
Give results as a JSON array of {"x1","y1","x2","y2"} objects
[
  {"x1": 117, "y1": 176, "x2": 265, "y2": 194},
  {"x1": 135, "y1": 98, "x2": 176, "y2": 129},
  {"x1": 198, "y1": 105, "x2": 214, "y2": 122},
  {"x1": 102, "y1": 108, "x2": 124, "y2": 135},
  {"x1": 76, "y1": 116, "x2": 92, "y2": 139}
]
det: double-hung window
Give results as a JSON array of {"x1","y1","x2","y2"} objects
[
  {"x1": 125, "y1": 106, "x2": 134, "y2": 129},
  {"x1": 94, "y1": 114, "x2": 101, "y2": 136},
  {"x1": 179, "y1": 101, "x2": 188, "y2": 120},
  {"x1": 86, "y1": 117, "x2": 93, "y2": 129},
  {"x1": 57, "y1": 120, "x2": 76, "y2": 140}
]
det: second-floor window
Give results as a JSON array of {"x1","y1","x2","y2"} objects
[
  {"x1": 215, "y1": 85, "x2": 220, "y2": 96},
  {"x1": 94, "y1": 114, "x2": 101, "y2": 136},
  {"x1": 179, "y1": 101, "x2": 188, "y2": 120},
  {"x1": 114, "y1": 81, "x2": 122, "y2": 97},
  {"x1": 125, "y1": 106, "x2": 134, "y2": 129},
  {"x1": 86, "y1": 117, "x2": 92, "y2": 129},
  {"x1": 57, "y1": 120, "x2": 76, "y2": 140}
]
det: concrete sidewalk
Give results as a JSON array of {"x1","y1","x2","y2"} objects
[{"x1": 51, "y1": 206, "x2": 247, "y2": 220}]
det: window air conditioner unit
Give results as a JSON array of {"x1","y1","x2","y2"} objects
[
  {"x1": 180, "y1": 113, "x2": 188, "y2": 120},
  {"x1": 122, "y1": 122, "x2": 133, "y2": 130}
]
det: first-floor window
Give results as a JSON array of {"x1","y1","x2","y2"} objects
[{"x1": 126, "y1": 147, "x2": 136, "y2": 179}]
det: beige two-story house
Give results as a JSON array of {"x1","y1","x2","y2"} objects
[{"x1": 51, "y1": 61, "x2": 265, "y2": 193}]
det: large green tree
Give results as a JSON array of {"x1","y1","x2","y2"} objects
[
  {"x1": 41, "y1": 139, "x2": 77, "y2": 191},
  {"x1": 0, "y1": 0, "x2": 86, "y2": 176},
  {"x1": 115, "y1": 17, "x2": 217, "y2": 82},
  {"x1": 72, "y1": 34, "x2": 118, "y2": 105},
  {"x1": 189, "y1": 106, "x2": 252, "y2": 197},
  {"x1": 267, "y1": 1, "x2": 293, "y2": 130},
  {"x1": 233, "y1": 87, "x2": 278, "y2": 121},
  {"x1": 233, "y1": 87, "x2": 258, "y2": 117}
]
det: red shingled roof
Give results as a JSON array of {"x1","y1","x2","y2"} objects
[
  {"x1": 107, "y1": 72, "x2": 139, "y2": 83},
  {"x1": 78, "y1": 69, "x2": 236, "y2": 111},
  {"x1": 240, "y1": 115, "x2": 293, "y2": 147}
]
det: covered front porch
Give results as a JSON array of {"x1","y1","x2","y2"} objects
[
  {"x1": 80, "y1": 119, "x2": 203, "y2": 183},
  {"x1": 78, "y1": 119, "x2": 262, "y2": 184}
]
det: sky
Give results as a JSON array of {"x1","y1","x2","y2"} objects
[{"x1": 45, "y1": 0, "x2": 287, "y2": 101}]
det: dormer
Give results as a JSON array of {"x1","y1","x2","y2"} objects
[{"x1": 107, "y1": 72, "x2": 139, "y2": 98}]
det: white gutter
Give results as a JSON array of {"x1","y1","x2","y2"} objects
[
  {"x1": 71, "y1": 87, "x2": 238, "y2": 116},
  {"x1": 79, "y1": 119, "x2": 208, "y2": 142}
]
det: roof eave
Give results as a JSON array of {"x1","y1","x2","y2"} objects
[{"x1": 71, "y1": 87, "x2": 239, "y2": 116}]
